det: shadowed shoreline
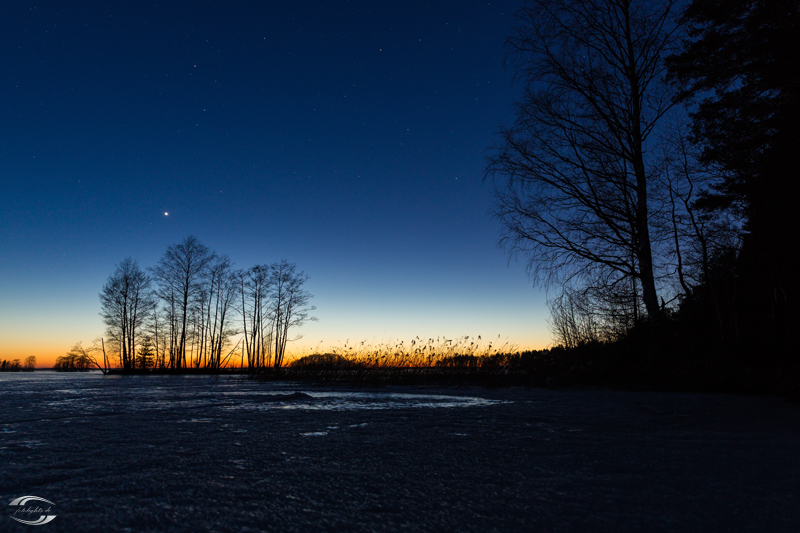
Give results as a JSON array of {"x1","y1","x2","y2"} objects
[{"x1": 59, "y1": 347, "x2": 800, "y2": 400}]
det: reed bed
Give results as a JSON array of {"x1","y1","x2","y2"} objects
[
  {"x1": 262, "y1": 335, "x2": 560, "y2": 386},
  {"x1": 288, "y1": 335, "x2": 518, "y2": 369}
]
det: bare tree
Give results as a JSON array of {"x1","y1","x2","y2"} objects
[
  {"x1": 23, "y1": 356, "x2": 36, "y2": 372},
  {"x1": 588, "y1": 277, "x2": 645, "y2": 341},
  {"x1": 270, "y1": 260, "x2": 316, "y2": 369},
  {"x1": 151, "y1": 236, "x2": 214, "y2": 369},
  {"x1": 80, "y1": 339, "x2": 111, "y2": 374},
  {"x1": 487, "y1": 0, "x2": 682, "y2": 346},
  {"x1": 548, "y1": 288, "x2": 601, "y2": 348},
  {"x1": 657, "y1": 122, "x2": 744, "y2": 342},
  {"x1": 100, "y1": 258, "x2": 156, "y2": 370},
  {"x1": 55, "y1": 343, "x2": 95, "y2": 371},
  {"x1": 549, "y1": 274, "x2": 649, "y2": 348},
  {"x1": 193, "y1": 256, "x2": 238, "y2": 369},
  {"x1": 238, "y1": 265, "x2": 273, "y2": 370}
]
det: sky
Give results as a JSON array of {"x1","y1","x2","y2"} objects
[{"x1": 0, "y1": 0, "x2": 552, "y2": 366}]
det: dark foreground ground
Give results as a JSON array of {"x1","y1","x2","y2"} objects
[{"x1": 1, "y1": 373, "x2": 799, "y2": 532}]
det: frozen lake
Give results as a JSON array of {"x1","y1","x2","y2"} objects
[{"x1": 1, "y1": 372, "x2": 799, "y2": 531}]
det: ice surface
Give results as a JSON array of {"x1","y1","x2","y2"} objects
[
  {"x1": 0, "y1": 372, "x2": 501, "y2": 417},
  {"x1": 1, "y1": 372, "x2": 799, "y2": 532}
]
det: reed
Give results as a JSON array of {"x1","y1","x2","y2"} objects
[{"x1": 288, "y1": 335, "x2": 518, "y2": 370}]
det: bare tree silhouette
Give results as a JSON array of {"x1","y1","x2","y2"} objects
[
  {"x1": 100, "y1": 258, "x2": 156, "y2": 370},
  {"x1": 270, "y1": 260, "x2": 316, "y2": 369},
  {"x1": 487, "y1": 0, "x2": 682, "y2": 352},
  {"x1": 151, "y1": 236, "x2": 214, "y2": 369}
]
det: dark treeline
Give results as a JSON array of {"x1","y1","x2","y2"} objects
[
  {"x1": 91, "y1": 236, "x2": 315, "y2": 372},
  {"x1": 486, "y1": 0, "x2": 799, "y2": 391},
  {"x1": 0, "y1": 356, "x2": 35, "y2": 372}
]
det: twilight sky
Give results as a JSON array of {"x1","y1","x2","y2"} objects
[{"x1": 0, "y1": 0, "x2": 551, "y2": 366}]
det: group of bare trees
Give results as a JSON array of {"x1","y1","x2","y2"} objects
[
  {"x1": 98, "y1": 236, "x2": 315, "y2": 371},
  {"x1": 237, "y1": 260, "x2": 315, "y2": 370},
  {"x1": 148, "y1": 237, "x2": 234, "y2": 370},
  {"x1": 487, "y1": 0, "x2": 741, "y2": 352},
  {"x1": 100, "y1": 258, "x2": 155, "y2": 370}
]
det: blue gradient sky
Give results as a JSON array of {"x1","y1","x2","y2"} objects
[{"x1": 1, "y1": 0, "x2": 551, "y2": 365}]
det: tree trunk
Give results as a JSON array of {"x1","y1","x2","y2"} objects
[{"x1": 625, "y1": 2, "x2": 662, "y2": 351}]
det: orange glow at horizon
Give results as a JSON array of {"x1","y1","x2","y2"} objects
[{"x1": 2, "y1": 334, "x2": 550, "y2": 370}]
